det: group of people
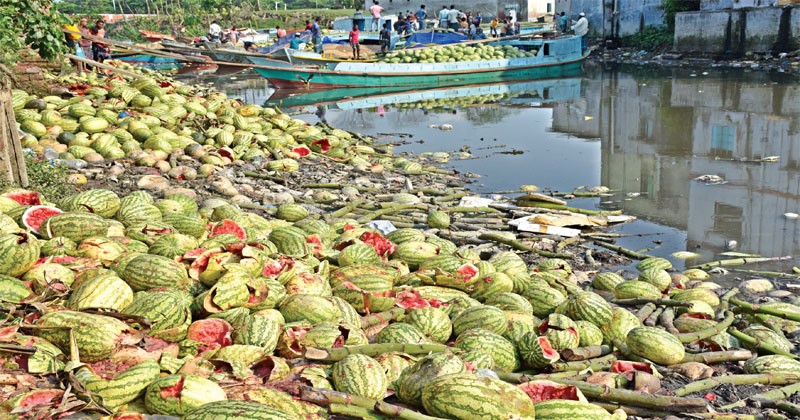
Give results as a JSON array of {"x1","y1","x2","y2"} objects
[
  {"x1": 208, "y1": 21, "x2": 242, "y2": 45},
  {"x1": 64, "y1": 17, "x2": 110, "y2": 70}
]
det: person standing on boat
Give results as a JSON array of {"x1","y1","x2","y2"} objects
[
  {"x1": 448, "y1": 5, "x2": 460, "y2": 30},
  {"x1": 379, "y1": 21, "x2": 391, "y2": 53},
  {"x1": 209, "y1": 21, "x2": 222, "y2": 42},
  {"x1": 349, "y1": 24, "x2": 361, "y2": 60},
  {"x1": 415, "y1": 5, "x2": 427, "y2": 30},
  {"x1": 438, "y1": 5, "x2": 448, "y2": 29},
  {"x1": 559, "y1": 12, "x2": 568, "y2": 33},
  {"x1": 369, "y1": 1, "x2": 384, "y2": 32},
  {"x1": 571, "y1": 12, "x2": 588, "y2": 53},
  {"x1": 276, "y1": 26, "x2": 286, "y2": 38},
  {"x1": 490, "y1": 17, "x2": 498, "y2": 37},
  {"x1": 311, "y1": 17, "x2": 323, "y2": 53}
]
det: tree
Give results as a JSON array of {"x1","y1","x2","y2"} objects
[{"x1": 0, "y1": 0, "x2": 69, "y2": 62}]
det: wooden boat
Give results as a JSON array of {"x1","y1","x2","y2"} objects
[
  {"x1": 266, "y1": 73, "x2": 583, "y2": 109},
  {"x1": 246, "y1": 35, "x2": 587, "y2": 89},
  {"x1": 281, "y1": 48, "x2": 378, "y2": 66},
  {"x1": 139, "y1": 30, "x2": 175, "y2": 43}
]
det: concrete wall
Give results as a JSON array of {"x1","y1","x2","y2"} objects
[
  {"x1": 675, "y1": 6, "x2": 800, "y2": 56},
  {"x1": 701, "y1": 0, "x2": 779, "y2": 10},
  {"x1": 552, "y1": 0, "x2": 664, "y2": 38}
]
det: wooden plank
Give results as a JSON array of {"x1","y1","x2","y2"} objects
[
  {"x1": 0, "y1": 78, "x2": 28, "y2": 187},
  {"x1": 65, "y1": 54, "x2": 146, "y2": 79}
]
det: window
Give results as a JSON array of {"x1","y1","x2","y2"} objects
[
  {"x1": 547, "y1": 3, "x2": 552, "y2": 12},
  {"x1": 710, "y1": 124, "x2": 735, "y2": 158}
]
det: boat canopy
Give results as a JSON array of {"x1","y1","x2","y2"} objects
[
  {"x1": 257, "y1": 30, "x2": 312, "y2": 55},
  {"x1": 405, "y1": 31, "x2": 468, "y2": 48}
]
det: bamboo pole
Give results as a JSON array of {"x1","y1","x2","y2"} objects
[
  {"x1": 675, "y1": 311, "x2": 734, "y2": 343},
  {"x1": 680, "y1": 350, "x2": 753, "y2": 364},
  {"x1": 673, "y1": 373, "x2": 800, "y2": 397},
  {"x1": 690, "y1": 256, "x2": 793, "y2": 271},
  {"x1": 304, "y1": 343, "x2": 447, "y2": 361},
  {"x1": 728, "y1": 328, "x2": 798, "y2": 359}
]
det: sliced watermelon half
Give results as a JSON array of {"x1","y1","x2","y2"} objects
[
  {"x1": 2, "y1": 189, "x2": 42, "y2": 206},
  {"x1": 210, "y1": 219, "x2": 246, "y2": 241},
  {"x1": 22, "y1": 205, "x2": 63, "y2": 234},
  {"x1": 186, "y1": 318, "x2": 232, "y2": 351},
  {"x1": 292, "y1": 145, "x2": 311, "y2": 157},
  {"x1": 518, "y1": 379, "x2": 584, "y2": 404}
]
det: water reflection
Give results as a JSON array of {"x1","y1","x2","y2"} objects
[
  {"x1": 191, "y1": 66, "x2": 800, "y2": 263},
  {"x1": 552, "y1": 66, "x2": 800, "y2": 259}
]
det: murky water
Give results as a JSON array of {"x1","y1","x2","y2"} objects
[{"x1": 178, "y1": 65, "x2": 800, "y2": 273}]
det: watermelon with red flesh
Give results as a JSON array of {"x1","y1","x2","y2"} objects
[
  {"x1": 311, "y1": 138, "x2": 331, "y2": 153},
  {"x1": 22, "y1": 206, "x2": 63, "y2": 234},
  {"x1": 2, "y1": 190, "x2": 41, "y2": 206},
  {"x1": 186, "y1": 319, "x2": 232, "y2": 351},
  {"x1": 292, "y1": 146, "x2": 311, "y2": 157},
  {"x1": 360, "y1": 231, "x2": 396, "y2": 257},
  {"x1": 210, "y1": 219, "x2": 246, "y2": 241},
  {"x1": 518, "y1": 380, "x2": 582, "y2": 404}
]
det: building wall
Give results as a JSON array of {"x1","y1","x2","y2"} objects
[
  {"x1": 674, "y1": 6, "x2": 799, "y2": 56},
  {"x1": 361, "y1": 0, "x2": 531, "y2": 21},
  {"x1": 701, "y1": 0, "x2": 779, "y2": 10},
  {"x1": 552, "y1": 0, "x2": 664, "y2": 38}
]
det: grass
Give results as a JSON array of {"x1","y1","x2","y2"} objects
[{"x1": 0, "y1": 155, "x2": 73, "y2": 202}]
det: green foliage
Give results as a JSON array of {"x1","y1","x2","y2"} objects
[
  {"x1": 22, "y1": 155, "x2": 73, "y2": 202},
  {"x1": 620, "y1": 26, "x2": 673, "y2": 52},
  {"x1": 0, "y1": 0, "x2": 69, "y2": 64},
  {"x1": 662, "y1": 0, "x2": 700, "y2": 31}
]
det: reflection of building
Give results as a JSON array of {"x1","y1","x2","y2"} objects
[{"x1": 552, "y1": 68, "x2": 800, "y2": 257}]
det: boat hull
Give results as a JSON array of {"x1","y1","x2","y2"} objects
[{"x1": 248, "y1": 35, "x2": 587, "y2": 89}]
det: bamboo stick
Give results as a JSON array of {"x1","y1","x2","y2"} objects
[
  {"x1": 730, "y1": 299, "x2": 800, "y2": 322},
  {"x1": 360, "y1": 308, "x2": 405, "y2": 329},
  {"x1": 751, "y1": 399, "x2": 800, "y2": 418},
  {"x1": 675, "y1": 311, "x2": 735, "y2": 343},
  {"x1": 593, "y1": 241, "x2": 650, "y2": 259},
  {"x1": 644, "y1": 307, "x2": 663, "y2": 327},
  {"x1": 612, "y1": 298, "x2": 692, "y2": 307},
  {"x1": 550, "y1": 353, "x2": 616, "y2": 372},
  {"x1": 750, "y1": 382, "x2": 800, "y2": 401},
  {"x1": 673, "y1": 373, "x2": 800, "y2": 397},
  {"x1": 680, "y1": 350, "x2": 753, "y2": 364},
  {"x1": 659, "y1": 307, "x2": 680, "y2": 335},
  {"x1": 299, "y1": 387, "x2": 441, "y2": 420},
  {"x1": 690, "y1": 256, "x2": 793, "y2": 271},
  {"x1": 478, "y1": 232, "x2": 573, "y2": 258},
  {"x1": 560, "y1": 345, "x2": 613, "y2": 361}
]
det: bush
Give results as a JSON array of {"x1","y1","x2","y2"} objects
[{"x1": 620, "y1": 26, "x2": 673, "y2": 52}]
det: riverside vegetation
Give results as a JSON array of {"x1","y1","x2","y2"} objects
[{"x1": 2, "y1": 60, "x2": 800, "y2": 419}]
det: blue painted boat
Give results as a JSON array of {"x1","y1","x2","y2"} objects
[{"x1": 246, "y1": 35, "x2": 587, "y2": 89}]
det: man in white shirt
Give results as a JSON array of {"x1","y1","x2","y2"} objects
[
  {"x1": 448, "y1": 5, "x2": 460, "y2": 30},
  {"x1": 369, "y1": 1, "x2": 384, "y2": 31},
  {"x1": 438, "y1": 5, "x2": 448, "y2": 29},
  {"x1": 209, "y1": 21, "x2": 222, "y2": 41},
  {"x1": 571, "y1": 12, "x2": 589, "y2": 53}
]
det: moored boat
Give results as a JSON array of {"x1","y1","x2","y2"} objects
[
  {"x1": 139, "y1": 30, "x2": 175, "y2": 43},
  {"x1": 246, "y1": 35, "x2": 588, "y2": 89}
]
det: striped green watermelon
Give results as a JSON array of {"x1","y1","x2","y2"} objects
[
  {"x1": 386, "y1": 228, "x2": 426, "y2": 244},
  {"x1": 522, "y1": 285, "x2": 566, "y2": 318},
  {"x1": 75, "y1": 359, "x2": 160, "y2": 411},
  {"x1": 279, "y1": 294, "x2": 341, "y2": 325},
  {"x1": 574, "y1": 321, "x2": 604, "y2": 347},
  {"x1": 562, "y1": 291, "x2": 613, "y2": 327},
  {"x1": 404, "y1": 306, "x2": 452, "y2": 343},
  {"x1": 468, "y1": 271, "x2": 514, "y2": 302},
  {"x1": 376, "y1": 323, "x2": 429, "y2": 344},
  {"x1": 533, "y1": 399, "x2": 612, "y2": 419},
  {"x1": 111, "y1": 253, "x2": 190, "y2": 291},
  {"x1": 121, "y1": 289, "x2": 193, "y2": 342},
  {"x1": 422, "y1": 373, "x2": 536, "y2": 419},
  {"x1": 269, "y1": 226, "x2": 309, "y2": 257},
  {"x1": 60, "y1": 189, "x2": 121, "y2": 218},
  {"x1": 0, "y1": 275, "x2": 33, "y2": 303},
  {"x1": 148, "y1": 233, "x2": 198, "y2": 259},
  {"x1": 540, "y1": 314, "x2": 580, "y2": 351},
  {"x1": 636, "y1": 257, "x2": 673, "y2": 272},
  {"x1": 331, "y1": 354, "x2": 388, "y2": 400},
  {"x1": 592, "y1": 272, "x2": 626, "y2": 291},
  {"x1": 485, "y1": 292, "x2": 534, "y2": 314},
  {"x1": 626, "y1": 326, "x2": 685, "y2": 365},
  {"x1": 638, "y1": 268, "x2": 672, "y2": 292},
  {"x1": 392, "y1": 241, "x2": 440, "y2": 270},
  {"x1": 600, "y1": 307, "x2": 642, "y2": 344},
  {"x1": 41, "y1": 212, "x2": 109, "y2": 242},
  {"x1": 182, "y1": 401, "x2": 293, "y2": 419},
  {"x1": 455, "y1": 328, "x2": 519, "y2": 372},
  {"x1": 427, "y1": 210, "x2": 451, "y2": 229},
  {"x1": 20, "y1": 205, "x2": 62, "y2": 234},
  {"x1": 275, "y1": 204, "x2": 309, "y2": 222},
  {"x1": 0, "y1": 233, "x2": 40, "y2": 277},
  {"x1": 34, "y1": 311, "x2": 136, "y2": 362},
  {"x1": 67, "y1": 272, "x2": 134, "y2": 311},
  {"x1": 144, "y1": 374, "x2": 227, "y2": 416},
  {"x1": 518, "y1": 332, "x2": 560, "y2": 369},
  {"x1": 614, "y1": 281, "x2": 662, "y2": 300},
  {"x1": 452, "y1": 305, "x2": 508, "y2": 337},
  {"x1": 161, "y1": 214, "x2": 206, "y2": 239},
  {"x1": 744, "y1": 355, "x2": 800, "y2": 374},
  {"x1": 669, "y1": 287, "x2": 720, "y2": 307},
  {"x1": 396, "y1": 352, "x2": 466, "y2": 406},
  {"x1": 338, "y1": 242, "x2": 381, "y2": 267}
]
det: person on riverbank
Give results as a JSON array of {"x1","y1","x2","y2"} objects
[
  {"x1": 276, "y1": 26, "x2": 286, "y2": 38},
  {"x1": 369, "y1": 1, "x2": 384, "y2": 31},
  {"x1": 90, "y1": 20, "x2": 110, "y2": 63},
  {"x1": 379, "y1": 21, "x2": 391, "y2": 53},
  {"x1": 63, "y1": 19, "x2": 84, "y2": 71},
  {"x1": 209, "y1": 20, "x2": 222, "y2": 42},
  {"x1": 416, "y1": 5, "x2": 427, "y2": 30},
  {"x1": 77, "y1": 17, "x2": 92, "y2": 69},
  {"x1": 448, "y1": 5, "x2": 460, "y2": 30},
  {"x1": 571, "y1": 12, "x2": 588, "y2": 53},
  {"x1": 438, "y1": 5, "x2": 448, "y2": 29},
  {"x1": 349, "y1": 24, "x2": 360, "y2": 60},
  {"x1": 490, "y1": 17, "x2": 498, "y2": 37},
  {"x1": 311, "y1": 17, "x2": 322, "y2": 53}
]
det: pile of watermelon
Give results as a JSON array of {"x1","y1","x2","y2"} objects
[{"x1": 0, "y1": 182, "x2": 796, "y2": 419}]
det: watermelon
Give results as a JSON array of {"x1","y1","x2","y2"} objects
[
  {"x1": 2, "y1": 190, "x2": 41, "y2": 206},
  {"x1": 21, "y1": 206, "x2": 62, "y2": 234},
  {"x1": 626, "y1": 326, "x2": 685, "y2": 365},
  {"x1": 396, "y1": 352, "x2": 466, "y2": 405},
  {"x1": 210, "y1": 219, "x2": 246, "y2": 241},
  {"x1": 144, "y1": 374, "x2": 227, "y2": 416},
  {"x1": 421, "y1": 373, "x2": 536, "y2": 419},
  {"x1": 331, "y1": 354, "x2": 388, "y2": 400},
  {"x1": 183, "y1": 401, "x2": 293, "y2": 419}
]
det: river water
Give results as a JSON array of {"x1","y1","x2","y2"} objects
[{"x1": 177, "y1": 64, "x2": 800, "y2": 273}]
